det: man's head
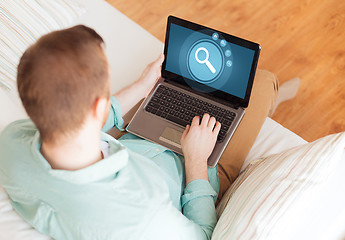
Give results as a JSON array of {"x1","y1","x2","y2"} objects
[{"x1": 17, "y1": 25, "x2": 110, "y2": 143}]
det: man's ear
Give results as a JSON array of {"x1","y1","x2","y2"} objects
[{"x1": 92, "y1": 97, "x2": 109, "y2": 123}]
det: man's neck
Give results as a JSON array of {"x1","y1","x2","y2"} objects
[{"x1": 41, "y1": 122, "x2": 103, "y2": 171}]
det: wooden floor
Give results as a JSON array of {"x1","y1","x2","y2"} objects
[{"x1": 107, "y1": 0, "x2": 345, "y2": 142}]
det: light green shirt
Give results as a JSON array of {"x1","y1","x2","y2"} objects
[{"x1": 0, "y1": 96, "x2": 219, "y2": 239}]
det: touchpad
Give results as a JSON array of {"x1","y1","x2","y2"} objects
[{"x1": 159, "y1": 127, "x2": 183, "y2": 149}]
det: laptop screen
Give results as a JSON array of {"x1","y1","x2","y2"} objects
[{"x1": 162, "y1": 16, "x2": 260, "y2": 108}]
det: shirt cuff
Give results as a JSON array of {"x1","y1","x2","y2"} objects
[
  {"x1": 181, "y1": 179, "x2": 217, "y2": 208},
  {"x1": 102, "y1": 96, "x2": 124, "y2": 132}
]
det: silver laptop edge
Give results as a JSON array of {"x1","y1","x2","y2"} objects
[{"x1": 127, "y1": 80, "x2": 245, "y2": 168}]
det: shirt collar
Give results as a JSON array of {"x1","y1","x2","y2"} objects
[{"x1": 32, "y1": 131, "x2": 129, "y2": 184}]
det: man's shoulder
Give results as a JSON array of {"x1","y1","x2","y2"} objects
[
  {"x1": 0, "y1": 119, "x2": 38, "y2": 160},
  {"x1": 0, "y1": 119, "x2": 37, "y2": 140}
]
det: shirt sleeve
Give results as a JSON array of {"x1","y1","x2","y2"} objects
[
  {"x1": 142, "y1": 180, "x2": 217, "y2": 240},
  {"x1": 102, "y1": 96, "x2": 124, "y2": 132},
  {"x1": 181, "y1": 179, "x2": 218, "y2": 238}
]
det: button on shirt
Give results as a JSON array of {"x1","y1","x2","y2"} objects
[{"x1": 0, "y1": 96, "x2": 219, "y2": 239}]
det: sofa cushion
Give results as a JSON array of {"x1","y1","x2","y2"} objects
[
  {"x1": 213, "y1": 132, "x2": 345, "y2": 240},
  {"x1": 0, "y1": 0, "x2": 85, "y2": 91}
]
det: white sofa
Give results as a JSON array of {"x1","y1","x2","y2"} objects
[{"x1": 0, "y1": 0, "x2": 344, "y2": 239}]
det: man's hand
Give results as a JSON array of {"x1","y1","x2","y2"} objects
[
  {"x1": 135, "y1": 54, "x2": 164, "y2": 98},
  {"x1": 181, "y1": 114, "x2": 221, "y2": 185}
]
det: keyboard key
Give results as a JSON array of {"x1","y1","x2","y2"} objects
[
  {"x1": 224, "y1": 115, "x2": 234, "y2": 121},
  {"x1": 148, "y1": 102, "x2": 160, "y2": 109},
  {"x1": 166, "y1": 115, "x2": 188, "y2": 127},
  {"x1": 157, "y1": 86, "x2": 164, "y2": 93},
  {"x1": 152, "y1": 97, "x2": 159, "y2": 103},
  {"x1": 221, "y1": 125, "x2": 229, "y2": 131}
]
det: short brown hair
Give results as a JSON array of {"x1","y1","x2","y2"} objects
[{"x1": 17, "y1": 25, "x2": 110, "y2": 142}]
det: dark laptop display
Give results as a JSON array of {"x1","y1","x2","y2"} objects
[{"x1": 163, "y1": 16, "x2": 260, "y2": 108}]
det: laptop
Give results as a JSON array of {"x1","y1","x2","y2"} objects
[{"x1": 127, "y1": 16, "x2": 260, "y2": 167}]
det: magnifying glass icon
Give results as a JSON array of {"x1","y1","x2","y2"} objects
[{"x1": 195, "y1": 47, "x2": 216, "y2": 74}]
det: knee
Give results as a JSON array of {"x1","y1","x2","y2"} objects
[
  {"x1": 256, "y1": 69, "x2": 279, "y2": 96},
  {"x1": 252, "y1": 69, "x2": 279, "y2": 115}
]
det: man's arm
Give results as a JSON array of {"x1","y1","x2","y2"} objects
[
  {"x1": 101, "y1": 55, "x2": 163, "y2": 132},
  {"x1": 113, "y1": 54, "x2": 164, "y2": 116},
  {"x1": 178, "y1": 114, "x2": 221, "y2": 239},
  {"x1": 181, "y1": 114, "x2": 221, "y2": 185}
]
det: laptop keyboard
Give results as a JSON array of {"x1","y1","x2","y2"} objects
[{"x1": 145, "y1": 85, "x2": 236, "y2": 142}]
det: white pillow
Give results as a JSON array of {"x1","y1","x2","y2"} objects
[
  {"x1": 0, "y1": 0, "x2": 85, "y2": 91},
  {"x1": 213, "y1": 132, "x2": 345, "y2": 240},
  {"x1": 0, "y1": 185, "x2": 50, "y2": 239}
]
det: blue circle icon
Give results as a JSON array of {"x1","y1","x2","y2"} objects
[
  {"x1": 188, "y1": 40, "x2": 223, "y2": 83},
  {"x1": 212, "y1": 33, "x2": 219, "y2": 40},
  {"x1": 226, "y1": 60, "x2": 232, "y2": 67},
  {"x1": 220, "y1": 39, "x2": 226, "y2": 47},
  {"x1": 225, "y1": 49, "x2": 231, "y2": 57}
]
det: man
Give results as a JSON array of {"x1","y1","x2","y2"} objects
[{"x1": 0, "y1": 25, "x2": 278, "y2": 239}]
